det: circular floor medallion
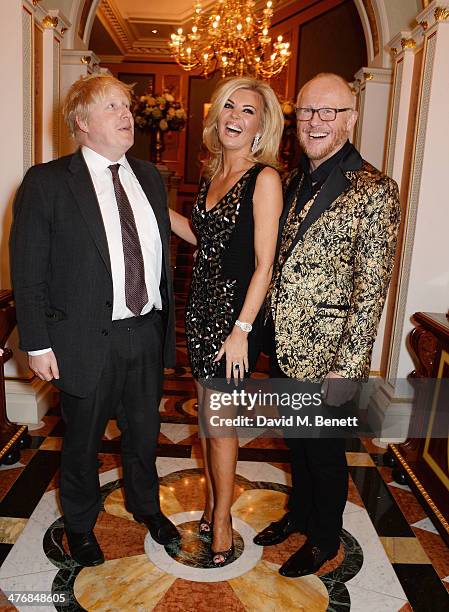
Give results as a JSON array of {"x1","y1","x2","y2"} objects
[{"x1": 145, "y1": 511, "x2": 263, "y2": 582}]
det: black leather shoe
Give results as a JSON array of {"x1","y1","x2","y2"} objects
[
  {"x1": 253, "y1": 513, "x2": 301, "y2": 546},
  {"x1": 66, "y1": 529, "x2": 105, "y2": 567},
  {"x1": 133, "y1": 511, "x2": 180, "y2": 545},
  {"x1": 279, "y1": 541, "x2": 339, "y2": 577}
]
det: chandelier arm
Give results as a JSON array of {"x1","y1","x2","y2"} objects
[{"x1": 169, "y1": 0, "x2": 290, "y2": 80}]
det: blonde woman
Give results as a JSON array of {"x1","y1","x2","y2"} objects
[{"x1": 170, "y1": 76, "x2": 283, "y2": 566}]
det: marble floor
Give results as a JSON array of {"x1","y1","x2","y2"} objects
[{"x1": 1, "y1": 238, "x2": 449, "y2": 611}]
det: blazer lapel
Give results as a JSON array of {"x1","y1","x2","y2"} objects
[
  {"x1": 67, "y1": 150, "x2": 112, "y2": 275},
  {"x1": 284, "y1": 145, "x2": 363, "y2": 258},
  {"x1": 298, "y1": 166, "x2": 351, "y2": 239}
]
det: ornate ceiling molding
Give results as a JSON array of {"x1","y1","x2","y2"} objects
[
  {"x1": 98, "y1": 0, "x2": 173, "y2": 56},
  {"x1": 98, "y1": 0, "x2": 130, "y2": 53}
]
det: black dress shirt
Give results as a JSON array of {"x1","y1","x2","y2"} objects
[{"x1": 295, "y1": 140, "x2": 353, "y2": 213}]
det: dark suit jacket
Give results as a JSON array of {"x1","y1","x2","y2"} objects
[{"x1": 9, "y1": 149, "x2": 176, "y2": 397}]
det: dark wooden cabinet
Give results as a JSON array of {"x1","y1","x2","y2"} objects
[
  {"x1": 388, "y1": 312, "x2": 449, "y2": 545},
  {"x1": 0, "y1": 290, "x2": 30, "y2": 465}
]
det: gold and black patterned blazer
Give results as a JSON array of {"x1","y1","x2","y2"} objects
[{"x1": 270, "y1": 145, "x2": 401, "y2": 381}]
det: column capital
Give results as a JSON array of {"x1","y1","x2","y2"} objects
[
  {"x1": 354, "y1": 67, "x2": 392, "y2": 86},
  {"x1": 416, "y1": 0, "x2": 449, "y2": 33},
  {"x1": 61, "y1": 49, "x2": 101, "y2": 73},
  {"x1": 34, "y1": 5, "x2": 71, "y2": 42},
  {"x1": 388, "y1": 29, "x2": 424, "y2": 57}
]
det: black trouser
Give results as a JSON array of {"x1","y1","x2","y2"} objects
[
  {"x1": 285, "y1": 436, "x2": 347, "y2": 551},
  {"x1": 268, "y1": 318, "x2": 348, "y2": 551},
  {"x1": 60, "y1": 311, "x2": 163, "y2": 533}
]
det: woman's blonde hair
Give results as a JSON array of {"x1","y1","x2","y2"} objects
[
  {"x1": 202, "y1": 76, "x2": 284, "y2": 179},
  {"x1": 63, "y1": 73, "x2": 132, "y2": 139}
]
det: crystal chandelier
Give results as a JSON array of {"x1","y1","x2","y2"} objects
[{"x1": 169, "y1": 0, "x2": 291, "y2": 79}]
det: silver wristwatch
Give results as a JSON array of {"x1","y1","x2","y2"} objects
[{"x1": 235, "y1": 319, "x2": 252, "y2": 332}]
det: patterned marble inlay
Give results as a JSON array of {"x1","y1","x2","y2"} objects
[
  {"x1": 380, "y1": 536, "x2": 430, "y2": 564},
  {"x1": 231, "y1": 489, "x2": 287, "y2": 531},
  {"x1": 145, "y1": 512, "x2": 262, "y2": 583},
  {"x1": 39, "y1": 437, "x2": 63, "y2": 451},
  {"x1": 74, "y1": 555, "x2": 176, "y2": 610},
  {"x1": 229, "y1": 559, "x2": 329, "y2": 611},
  {"x1": 3, "y1": 462, "x2": 415, "y2": 609},
  {"x1": 164, "y1": 520, "x2": 244, "y2": 568},
  {"x1": 346, "y1": 452, "x2": 376, "y2": 467},
  {"x1": 412, "y1": 517, "x2": 439, "y2": 534},
  {"x1": 160, "y1": 423, "x2": 198, "y2": 444},
  {"x1": 0, "y1": 518, "x2": 28, "y2": 544},
  {"x1": 103, "y1": 419, "x2": 121, "y2": 440}
]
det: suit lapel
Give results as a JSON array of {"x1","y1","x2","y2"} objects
[
  {"x1": 298, "y1": 166, "x2": 351, "y2": 239},
  {"x1": 67, "y1": 150, "x2": 112, "y2": 275},
  {"x1": 284, "y1": 145, "x2": 363, "y2": 258}
]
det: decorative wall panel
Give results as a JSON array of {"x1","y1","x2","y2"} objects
[
  {"x1": 387, "y1": 33, "x2": 437, "y2": 383},
  {"x1": 385, "y1": 58, "x2": 404, "y2": 177},
  {"x1": 22, "y1": 7, "x2": 33, "y2": 174},
  {"x1": 53, "y1": 37, "x2": 60, "y2": 159}
]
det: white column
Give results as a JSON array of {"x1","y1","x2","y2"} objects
[
  {"x1": 353, "y1": 67, "x2": 393, "y2": 376},
  {"x1": 384, "y1": 29, "x2": 424, "y2": 191},
  {"x1": 0, "y1": 0, "x2": 26, "y2": 287},
  {"x1": 34, "y1": 8, "x2": 71, "y2": 162},
  {"x1": 370, "y1": 2, "x2": 449, "y2": 443},
  {"x1": 353, "y1": 67, "x2": 393, "y2": 171},
  {"x1": 388, "y1": 1, "x2": 449, "y2": 382},
  {"x1": 0, "y1": 1, "x2": 57, "y2": 424},
  {"x1": 60, "y1": 50, "x2": 100, "y2": 156}
]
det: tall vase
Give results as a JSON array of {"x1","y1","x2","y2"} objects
[
  {"x1": 149, "y1": 128, "x2": 165, "y2": 164},
  {"x1": 155, "y1": 128, "x2": 164, "y2": 164}
]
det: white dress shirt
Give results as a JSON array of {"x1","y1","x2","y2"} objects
[{"x1": 29, "y1": 146, "x2": 162, "y2": 355}]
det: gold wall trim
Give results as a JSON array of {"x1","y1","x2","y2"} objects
[
  {"x1": 401, "y1": 38, "x2": 416, "y2": 50},
  {"x1": 0, "y1": 426, "x2": 27, "y2": 460},
  {"x1": 390, "y1": 443, "x2": 449, "y2": 535},
  {"x1": 422, "y1": 350, "x2": 449, "y2": 488},
  {"x1": 42, "y1": 16, "x2": 58, "y2": 30},
  {"x1": 435, "y1": 8, "x2": 449, "y2": 22}
]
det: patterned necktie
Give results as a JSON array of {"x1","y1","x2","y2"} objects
[{"x1": 109, "y1": 164, "x2": 148, "y2": 315}]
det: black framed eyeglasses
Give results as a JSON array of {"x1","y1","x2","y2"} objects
[{"x1": 295, "y1": 107, "x2": 353, "y2": 122}]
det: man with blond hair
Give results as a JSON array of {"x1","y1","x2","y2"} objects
[
  {"x1": 10, "y1": 74, "x2": 179, "y2": 566},
  {"x1": 254, "y1": 73, "x2": 400, "y2": 576}
]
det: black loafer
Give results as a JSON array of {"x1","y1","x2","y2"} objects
[
  {"x1": 253, "y1": 513, "x2": 302, "y2": 546},
  {"x1": 133, "y1": 511, "x2": 180, "y2": 545},
  {"x1": 66, "y1": 529, "x2": 105, "y2": 567},
  {"x1": 279, "y1": 540, "x2": 339, "y2": 578}
]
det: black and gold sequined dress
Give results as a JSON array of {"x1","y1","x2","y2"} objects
[{"x1": 186, "y1": 164, "x2": 266, "y2": 380}]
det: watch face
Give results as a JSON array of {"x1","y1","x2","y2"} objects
[{"x1": 236, "y1": 320, "x2": 252, "y2": 332}]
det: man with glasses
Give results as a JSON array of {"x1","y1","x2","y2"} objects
[{"x1": 254, "y1": 73, "x2": 400, "y2": 576}]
